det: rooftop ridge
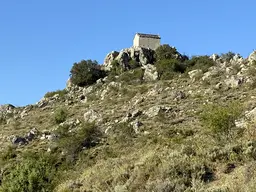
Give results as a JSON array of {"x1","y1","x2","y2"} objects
[{"x1": 136, "y1": 33, "x2": 161, "y2": 39}]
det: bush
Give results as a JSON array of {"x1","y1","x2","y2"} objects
[
  {"x1": 220, "y1": 51, "x2": 236, "y2": 62},
  {"x1": 129, "y1": 59, "x2": 140, "y2": 69},
  {"x1": 70, "y1": 60, "x2": 106, "y2": 86},
  {"x1": 155, "y1": 59, "x2": 186, "y2": 80},
  {"x1": 200, "y1": 102, "x2": 242, "y2": 138},
  {"x1": 118, "y1": 68, "x2": 144, "y2": 84},
  {"x1": 186, "y1": 55, "x2": 215, "y2": 73},
  {"x1": 54, "y1": 108, "x2": 68, "y2": 124},
  {"x1": 44, "y1": 89, "x2": 67, "y2": 99},
  {"x1": 108, "y1": 60, "x2": 123, "y2": 77},
  {"x1": 155, "y1": 44, "x2": 180, "y2": 61},
  {"x1": 55, "y1": 123, "x2": 100, "y2": 162},
  {"x1": 0, "y1": 153, "x2": 57, "y2": 192},
  {"x1": 0, "y1": 146, "x2": 17, "y2": 162}
]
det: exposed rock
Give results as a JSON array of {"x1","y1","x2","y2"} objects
[
  {"x1": 66, "y1": 78, "x2": 73, "y2": 88},
  {"x1": 248, "y1": 50, "x2": 256, "y2": 63},
  {"x1": 144, "y1": 106, "x2": 171, "y2": 118},
  {"x1": 11, "y1": 136, "x2": 27, "y2": 146},
  {"x1": 143, "y1": 64, "x2": 158, "y2": 81},
  {"x1": 188, "y1": 69, "x2": 203, "y2": 81},
  {"x1": 172, "y1": 91, "x2": 186, "y2": 101},
  {"x1": 26, "y1": 128, "x2": 39, "y2": 141},
  {"x1": 84, "y1": 109, "x2": 102, "y2": 123},
  {"x1": 202, "y1": 67, "x2": 220, "y2": 81},
  {"x1": 103, "y1": 47, "x2": 155, "y2": 71},
  {"x1": 59, "y1": 119, "x2": 81, "y2": 129},
  {"x1": 230, "y1": 54, "x2": 243, "y2": 65},
  {"x1": 224, "y1": 76, "x2": 244, "y2": 88},
  {"x1": 20, "y1": 110, "x2": 28, "y2": 119},
  {"x1": 103, "y1": 51, "x2": 120, "y2": 71},
  {"x1": 210, "y1": 54, "x2": 219, "y2": 62},
  {"x1": 130, "y1": 120, "x2": 143, "y2": 134}
]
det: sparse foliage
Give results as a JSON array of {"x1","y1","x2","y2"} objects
[{"x1": 200, "y1": 102, "x2": 242, "y2": 138}]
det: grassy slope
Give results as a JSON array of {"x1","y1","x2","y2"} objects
[{"x1": 1, "y1": 73, "x2": 256, "y2": 191}]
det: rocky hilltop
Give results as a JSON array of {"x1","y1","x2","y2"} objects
[{"x1": 1, "y1": 46, "x2": 256, "y2": 191}]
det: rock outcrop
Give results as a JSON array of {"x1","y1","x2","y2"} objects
[{"x1": 103, "y1": 47, "x2": 155, "y2": 71}]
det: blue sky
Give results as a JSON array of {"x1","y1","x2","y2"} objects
[{"x1": 0, "y1": 0, "x2": 255, "y2": 106}]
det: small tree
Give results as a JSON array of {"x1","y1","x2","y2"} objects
[
  {"x1": 155, "y1": 44, "x2": 181, "y2": 61},
  {"x1": 155, "y1": 59, "x2": 186, "y2": 80},
  {"x1": 70, "y1": 60, "x2": 106, "y2": 86}
]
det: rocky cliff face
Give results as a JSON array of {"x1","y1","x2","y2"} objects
[{"x1": 103, "y1": 47, "x2": 156, "y2": 71}]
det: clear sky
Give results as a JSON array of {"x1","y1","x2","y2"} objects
[{"x1": 0, "y1": 0, "x2": 255, "y2": 106}]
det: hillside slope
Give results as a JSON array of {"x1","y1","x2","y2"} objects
[{"x1": 1, "y1": 48, "x2": 256, "y2": 191}]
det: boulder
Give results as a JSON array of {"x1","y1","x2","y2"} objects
[
  {"x1": 143, "y1": 64, "x2": 158, "y2": 81},
  {"x1": 103, "y1": 51, "x2": 119, "y2": 71},
  {"x1": 84, "y1": 109, "x2": 102, "y2": 123},
  {"x1": 224, "y1": 76, "x2": 244, "y2": 88},
  {"x1": 188, "y1": 69, "x2": 203, "y2": 81},
  {"x1": 144, "y1": 106, "x2": 171, "y2": 118},
  {"x1": 11, "y1": 136, "x2": 27, "y2": 145},
  {"x1": 210, "y1": 54, "x2": 219, "y2": 62},
  {"x1": 26, "y1": 128, "x2": 39, "y2": 141}
]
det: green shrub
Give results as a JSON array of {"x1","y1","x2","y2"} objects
[
  {"x1": 54, "y1": 108, "x2": 68, "y2": 124},
  {"x1": 118, "y1": 68, "x2": 144, "y2": 84},
  {"x1": 0, "y1": 153, "x2": 57, "y2": 192},
  {"x1": 70, "y1": 60, "x2": 106, "y2": 86},
  {"x1": 44, "y1": 89, "x2": 67, "y2": 99},
  {"x1": 0, "y1": 145, "x2": 17, "y2": 162},
  {"x1": 186, "y1": 55, "x2": 215, "y2": 73},
  {"x1": 200, "y1": 102, "x2": 242, "y2": 138},
  {"x1": 109, "y1": 60, "x2": 123, "y2": 77},
  {"x1": 155, "y1": 59, "x2": 186, "y2": 80},
  {"x1": 129, "y1": 59, "x2": 140, "y2": 69},
  {"x1": 220, "y1": 51, "x2": 236, "y2": 62},
  {"x1": 55, "y1": 123, "x2": 100, "y2": 162},
  {"x1": 155, "y1": 44, "x2": 180, "y2": 61}
]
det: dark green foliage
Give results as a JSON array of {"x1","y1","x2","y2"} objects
[
  {"x1": 155, "y1": 44, "x2": 180, "y2": 61},
  {"x1": 70, "y1": 60, "x2": 106, "y2": 86},
  {"x1": 200, "y1": 102, "x2": 242, "y2": 138},
  {"x1": 54, "y1": 108, "x2": 67, "y2": 124},
  {"x1": 0, "y1": 153, "x2": 57, "y2": 192},
  {"x1": 129, "y1": 59, "x2": 140, "y2": 69},
  {"x1": 186, "y1": 55, "x2": 215, "y2": 72},
  {"x1": 221, "y1": 51, "x2": 236, "y2": 62},
  {"x1": 44, "y1": 89, "x2": 67, "y2": 99},
  {"x1": 155, "y1": 59, "x2": 186, "y2": 80}
]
